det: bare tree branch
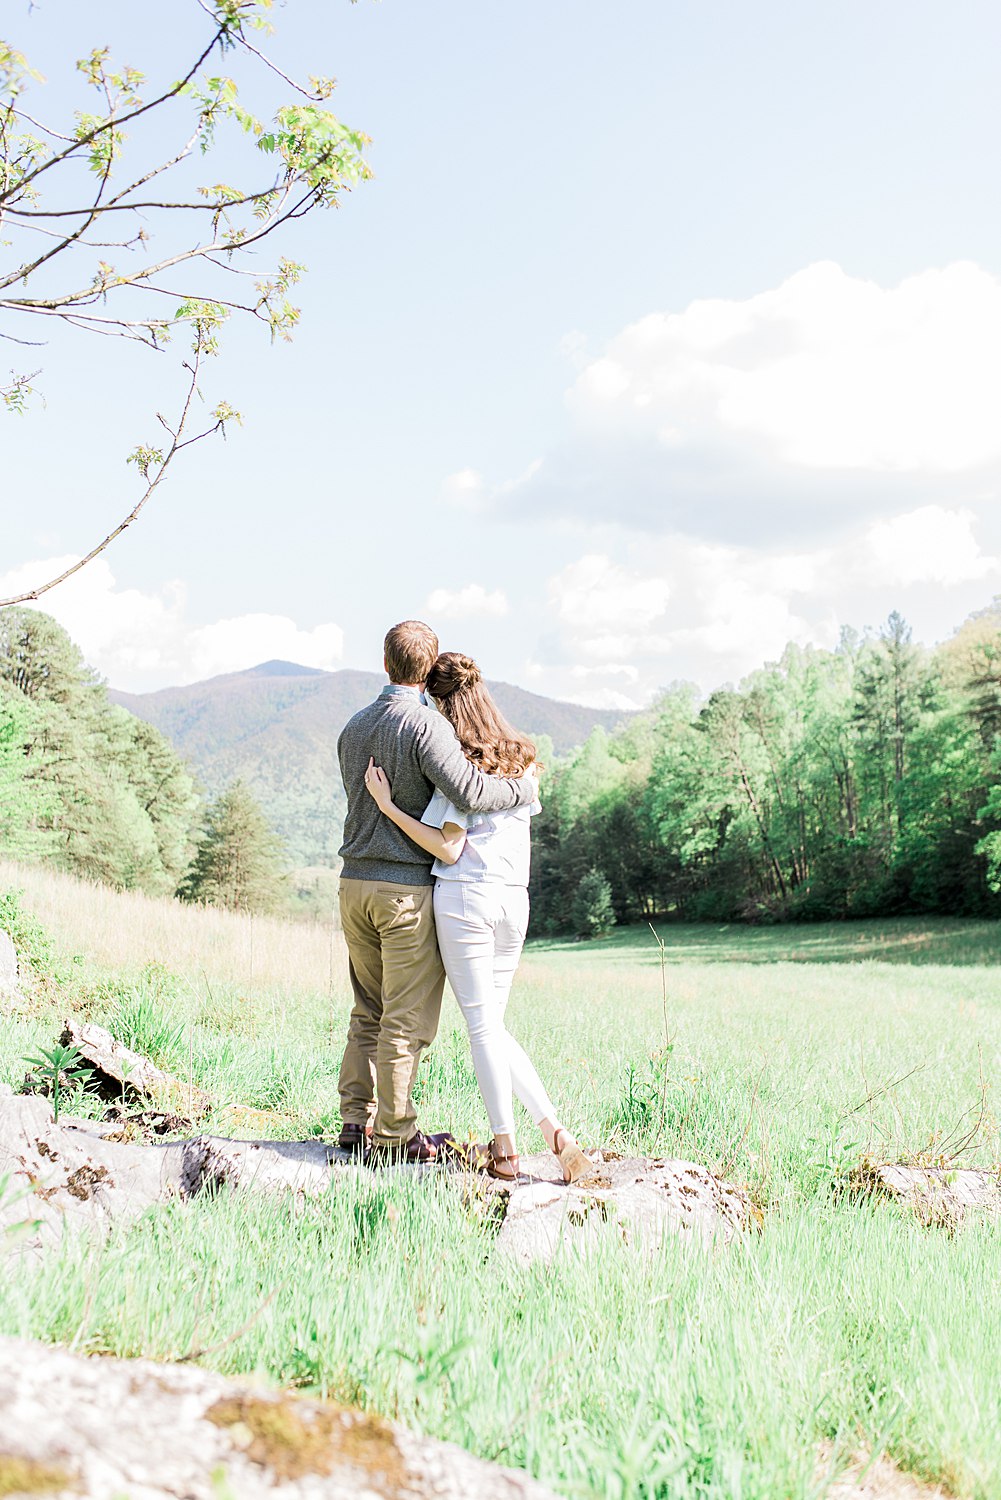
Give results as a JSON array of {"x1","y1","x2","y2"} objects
[{"x1": 0, "y1": 336, "x2": 234, "y2": 607}]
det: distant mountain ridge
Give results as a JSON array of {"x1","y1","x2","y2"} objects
[{"x1": 111, "y1": 661, "x2": 633, "y2": 866}]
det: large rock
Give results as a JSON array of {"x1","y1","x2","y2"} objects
[
  {"x1": 0, "y1": 1088, "x2": 757, "y2": 1263},
  {"x1": 490, "y1": 1151, "x2": 756, "y2": 1265},
  {"x1": 0, "y1": 1336, "x2": 561, "y2": 1499},
  {"x1": 0, "y1": 1087, "x2": 187, "y2": 1256},
  {"x1": 59, "y1": 1018, "x2": 211, "y2": 1114},
  {"x1": 847, "y1": 1160, "x2": 1001, "y2": 1229}
]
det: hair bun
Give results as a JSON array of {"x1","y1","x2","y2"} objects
[
  {"x1": 426, "y1": 650, "x2": 482, "y2": 699},
  {"x1": 455, "y1": 654, "x2": 481, "y2": 689}
]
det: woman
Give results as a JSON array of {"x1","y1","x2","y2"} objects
[{"x1": 363, "y1": 651, "x2": 594, "y2": 1184}]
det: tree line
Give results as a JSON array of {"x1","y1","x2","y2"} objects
[
  {"x1": 0, "y1": 609, "x2": 285, "y2": 913},
  {"x1": 530, "y1": 605, "x2": 1001, "y2": 934},
  {"x1": 7, "y1": 601, "x2": 1001, "y2": 934}
]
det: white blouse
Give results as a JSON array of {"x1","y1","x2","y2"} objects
[{"x1": 421, "y1": 787, "x2": 542, "y2": 886}]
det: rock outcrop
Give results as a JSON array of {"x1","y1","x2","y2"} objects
[
  {"x1": 0, "y1": 1087, "x2": 756, "y2": 1262},
  {"x1": 0, "y1": 1336, "x2": 562, "y2": 1499},
  {"x1": 491, "y1": 1151, "x2": 755, "y2": 1265},
  {"x1": 848, "y1": 1159, "x2": 1001, "y2": 1229},
  {"x1": 59, "y1": 1018, "x2": 211, "y2": 1114}
]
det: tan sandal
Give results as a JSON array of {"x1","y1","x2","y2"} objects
[
  {"x1": 487, "y1": 1137, "x2": 521, "y2": 1182},
  {"x1": 553, "y1": 1126, "x2": 597, "y2": 1185}
]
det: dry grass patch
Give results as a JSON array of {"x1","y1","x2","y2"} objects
[
  {"x1": 820, "y1": 1446, "x2": 955, "y2": 1499},
  {"x1": 0, "y1": 859, "x2": 348, "y2": 998}
]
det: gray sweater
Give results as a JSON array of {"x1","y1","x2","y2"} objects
[{"x1": 338, "y1": 685, "x2": 534, "y2": 885}]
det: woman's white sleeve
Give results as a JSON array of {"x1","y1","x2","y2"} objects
[{"x1": 421, "y1": 789, "x2": 469, "y2": 830}]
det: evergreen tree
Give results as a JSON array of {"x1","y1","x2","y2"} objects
[
  {"x1": 0, "y1": 607, "x2": 100, "y2": 708},
  {"x1": 570, "y1": 868, "x2": 616, "y2": 939},
  {"x1": 0, "y1": 689, "x2": 54, "y2": 859},
  {"x1": 181, "y1": 781, "x2": 286, "y2": 914},
  {"x1": 0, "y1": 608, "x2": 200, "y2": 891}
]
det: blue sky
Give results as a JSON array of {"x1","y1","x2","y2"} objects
[{"x1": 3, "y1": 0, "x2": 1001, "y2": 706}]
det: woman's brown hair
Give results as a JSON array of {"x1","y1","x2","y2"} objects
[{"x1": 426, "y1": 652, "x2": 536, "y2": 777}]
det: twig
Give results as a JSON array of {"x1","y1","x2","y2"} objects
[
  {"x1": 719, "y1": 1063, "x2": 765, "y2": 1179},
  {"x1": 194, "y1": 0, "x2": 330, "y2": 100},
  {"x1": 648, "y1": 922, "x2": 672, "y2": 1120},
  {"x1": 176, "y1": 1284, "x2": 283, "y2": 1364},
  {"x1": 836, "y1": 1062, "x2": 926, "y2": 1126},
  {"x1": 934, "y1": 1044, "x2": 990, "y2": 1161},
  {"x1": 2, "y1": 28, "x2": 225, "y2": 205},
  {"x1": 0, "y1": 343, "x2": 224, "y2": 609}
]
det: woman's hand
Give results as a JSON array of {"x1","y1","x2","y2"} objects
[{"x1": 364, "y1": 757, "x2": 395, "y2": 813}]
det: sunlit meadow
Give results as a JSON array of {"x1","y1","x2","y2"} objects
[{"x1": 1, "y1": 859, "x2": 999, "y2": 1499}]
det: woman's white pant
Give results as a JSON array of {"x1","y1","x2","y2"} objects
[{"x1": 433, "y1": 880, "x2": 556, "y2": 1137}]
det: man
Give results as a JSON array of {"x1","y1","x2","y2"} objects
[{"x1": 336, "y1": 620, "x2": 536, "y2": 1162}]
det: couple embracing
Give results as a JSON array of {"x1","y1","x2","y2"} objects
[{"x1": 334, "y1": 619, "x2": 591, "y2": 1184}]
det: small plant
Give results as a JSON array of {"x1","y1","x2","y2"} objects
[
  {"x1": 104, "y1": 965, "x2": 187, "y2": 1066},
  {"x1": 22, "y1": 1043, "x2": 93, "y2": 1123}
]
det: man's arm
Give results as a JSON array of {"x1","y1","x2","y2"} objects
[{"x1": 415, "y1": 716, "x2": 534, "y2": 815}]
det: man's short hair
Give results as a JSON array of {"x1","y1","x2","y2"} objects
[{"x1": 384, "y1": 620, "x2": 439, "y2": 684}]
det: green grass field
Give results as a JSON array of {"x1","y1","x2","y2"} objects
[{"x1": 1, "y1": 864, "x2": 999, "y2": 1498}]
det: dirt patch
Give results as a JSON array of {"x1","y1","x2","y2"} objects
[
  {"x1": 62, "y1": 1164, "x2": 111, "y2": 1202},
  {"x1": 820, "y1": 1445, "x2": 954, "y2": 1498},
  {"x1": 0, "y1": 1453, "x2": 75, "y2": 1496},
  {"x1": 100, "y1": 1106, "x2": 194, "y2": 1144},
  {"x1": 206, "y1": 1393, "x2": 406, "y2": 1492}
]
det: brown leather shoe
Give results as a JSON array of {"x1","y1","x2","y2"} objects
[
  {"x1": 337, "y1": 1122, "x2": 373, "y2": 1155},
  {"x1": 369, "y1": 1129, "x2": 439, "y2": 1165},
  {"x1": 487, "y1": 1136, "x2": 521, "y2": 1182}
]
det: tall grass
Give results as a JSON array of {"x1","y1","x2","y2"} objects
[
  {"x1": 1, "y1": 862, "x2": 1000, "y2": 1496},
  {"x1": 0, "y1": 858, "x2": 348, "y2": 996}
]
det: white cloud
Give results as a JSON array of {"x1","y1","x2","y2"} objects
[
  {"x1": 569, "y1": 261, "x2": 1001, "y2": 474},
  {"x1": 186, "y1": 615, "x2": 344, "y2": 680},
  {"x1": 570, "y1": 663, "x2": 640, "y2": 682},
  {"x1": 425, "y1": 583, "x2": 510, "y2": 618},
  {"x1": 0, "y1": 556, "x2": 188, "y2": 680},
  {"x1": 0, "y1": 556, "x2": 344, "y2": 691},
  {"x1": 447, "y1": 262, "x2": 1001, "y2": 543},
  {"x1": 535, "y1": 503, "x2": 1000, "y2": 703},
  {"x1": 550, "y1": 554, "x2": 670, "y2": 630},
  {"x1": 862, "y1": 505, "x2": 998, "y2": 587},
  {"x1": 441, "y1": 468, "x2": 485, "y2": 508}
]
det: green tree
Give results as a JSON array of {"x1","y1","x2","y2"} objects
[
  {"x1": 534, "y1": 606, "x2": 1001, "y2": 929},
  {"x1": 0, "y1": 608, "x2": 100, "y2": 709},
  {"x1": 0, "y1": 608, "x2": 200, "y2": 891},
  {"x1": 181, "y1": 780, "x2": 286, "y2": 913},
  {"x1": 570, "y1": 868, "x2": 615, "y2": 940},
  {"x1": 0, "y1": 688, "x2": 54, "y2": 859}
]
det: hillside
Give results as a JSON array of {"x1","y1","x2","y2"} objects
[{"x1": 111, "y1": 662, "x2": 632, "y2": 866}]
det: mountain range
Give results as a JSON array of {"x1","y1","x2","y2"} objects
[{"x1": 111, "y1": 661, "x2": 632, "y2": 866}]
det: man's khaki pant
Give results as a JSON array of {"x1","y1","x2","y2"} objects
[{"x1": 337, "y1": 878, "x2": 446, "y2": 1147}]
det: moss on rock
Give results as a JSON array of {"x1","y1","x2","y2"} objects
[{"x1": 206, "y1": 1393, "x2": 406, "y2": 1491}]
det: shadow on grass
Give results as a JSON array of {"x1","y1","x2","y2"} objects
[{"x1": 528, "y1": 916, "x2": 1001, "y2": 967}]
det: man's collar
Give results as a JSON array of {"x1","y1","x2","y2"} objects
[{"x1": 380, "y1": 683, "x2": 427, "y2": 704}]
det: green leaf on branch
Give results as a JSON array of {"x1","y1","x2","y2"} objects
[
  {"x1": 212, "y1": 400, "x2": 242, "y2": 432},
  {"x1": 126, "y1": 444, "x2": 165, "y2": 477}
]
